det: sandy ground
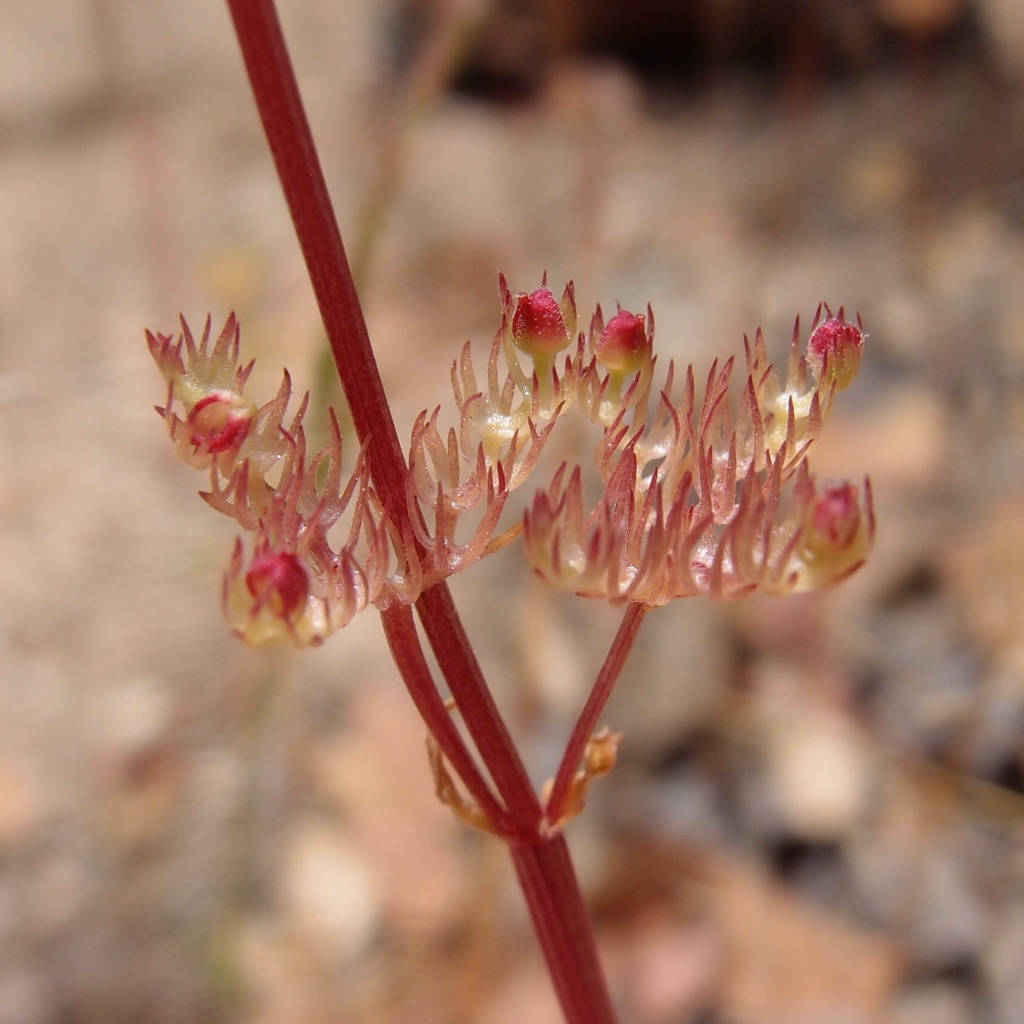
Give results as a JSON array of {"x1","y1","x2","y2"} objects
[{"x1": 2, "y1": 2, "x2": 1024, "y2": 1022}]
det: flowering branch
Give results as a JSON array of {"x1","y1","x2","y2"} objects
[
  {"x1": 147, "y1": 284, "x2": 872, "y2": 1020},
  {"x1": 144, "y1": 2, "x2": 875, "y2": 1021}
]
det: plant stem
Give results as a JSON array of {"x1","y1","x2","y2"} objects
[
  {"x1": 380, "y1": 603, "x2": 510, "y2": 833},
  {"x1": 416, "y1": 583, "x2": 541, "y2": 833},
  {"x1": 222, "y1": 2, "x2": 621, "y2": 1019},
  {"x1": 225, "y1": 0, "x2": 409, "y2": 523},
  {"x1": 511, "y1": 834, "x2": 618, "y2": 1024},
  {"x1": 546, "y1": 602, "x2": 648, "y2": 825}
]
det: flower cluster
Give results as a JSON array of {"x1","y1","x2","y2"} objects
[
  {"x1": 521, "y1": 299, "x2": 873, "y2": 603},
  {"x1": 407, "y1": 274, "x2": 583, "y2": 583},
  {"x1": 147, "y1": 315, "x2": 389, "y2": 646},
  {"x1": 147, "y1": 282, "x2": 872, "y2": 646}
]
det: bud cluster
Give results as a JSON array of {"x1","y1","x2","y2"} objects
[
  {"x1": 407, "y1": 274, "x2": 584, "y2": 584},
  {"x1": 147, "y1": 315, "x2": 389, "y2": 646},
  {"x1": 517, "y1": 299, "x2": 873, "y2": 603},
  {"x1": 420, "y1": 282, "x2": 872, "y2": 605},
  {"x1": 148, "y1": 285, "x2": 872, "y2": 646}
]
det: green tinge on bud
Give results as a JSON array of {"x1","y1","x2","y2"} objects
[
  {"x1": 593, "y1": 309, "x2": 650, "y2": 374},
  {"x1": 807, "y1": 313, "x2": 864, "y2": 392},
  {"x1": 511, "y1": 286, "x2": 576, "y2": 359}
]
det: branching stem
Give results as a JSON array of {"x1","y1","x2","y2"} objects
[
  {"x1": 416, "y1": 583, "x2": 542, "y2": 832},
  {"x1": 545, "y1": 602, "x2": 648, "y2": 824},
  {"x1": 380, "y1": 603, "x2": 509, "y2": 832}
]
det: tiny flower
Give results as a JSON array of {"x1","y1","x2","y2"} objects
[
  {"x1": 246, "y1": 548, "x2": 309, "y2": 622},
  {"x1": 591, "y1": 308, "x2": 651, "y2": 374},
  {"x1": 223, "y1": 539, "x2": 329, "y2": 647},
  {"x1": 148, "y1": 314, "x2": 260, "y2": 470},
  {"x1": 791, "y1": 479, "x2": 875, "y2": 590},
  {"x1": 578, "y1": 302, "x2": 657, "y2": 428},
  {"x1": 185, "y1": 389, "x2": 256, "y2": 459},
  {"x1": 147, "y1": 313, "x2": 252, "y2": 410},
  {"x1": 509, "y1": 281, "x2": 577, "y2": 359},
  {"x1": 806, "y1": 309, "x2": 865, "y2": 392}
]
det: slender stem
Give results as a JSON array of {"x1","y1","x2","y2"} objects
[
  {"x1": 511, "y1": 835, "x2": 618, "y2": 1024},
  {"x1": 545, "y1": 603, "x2": 648, "y2": 824},
  {"x1": 225, "y1": 0, "x2": 409, "y2": 522},
  {"x1": 380, "y1": 604, "x2": 510, "y2": 833},
  {"x1": 417, "y1": 583, "x2": 542, "y2": 833}
]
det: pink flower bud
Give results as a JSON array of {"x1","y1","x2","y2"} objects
[
  {"x1": 811, "y1": 483, "x2": 862, "y2": 544},
  {"x1": 797, "y1": 481, "x2": 874, "y2": 588},
  {"x1": 807, "y1": 313, "x2": 864, "y2": 392},
  {"x1": 187, "y1": 389, "x2": 255, "y2": 456},
  {"x1": 593, "y1": 309, "x2": 650, "y2": 374},
  {"x1": 245, "y1": 549, "x2": 309, "y2": 623},
  {"x1": 511, "y1": 287, "x2": 574, "y2": 358}
]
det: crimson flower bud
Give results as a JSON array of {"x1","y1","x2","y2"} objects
[
  {"x1": 797, "y1": 481, "x2": 873, "y2": 588},
  {"x1": 511, "y1": 287, "x2": 574, "y2": 358},
  {"x1": 807, "y1": 315, "x2": 864, "y2": 392},
  {"x1": 187, "y1": 389, "x2": 256, "y2": 456},
  {"x1": 593, "y1": 309, "x2": 650, "y2": 374},
  {"x1": 810, "y1": 483, "x2": 862, "y2": 546},
  {"x1": 246, "y1": 549, "x2": 310, "y2": 623}
]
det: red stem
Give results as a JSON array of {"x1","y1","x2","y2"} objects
[
  {"x1": 380, "y1": 603, "x2": 509, "y2": 833},
  {"x1": 511, "y1": 835, "x2": 618, "y2": 1024},
  {"x1": 224, "y1": 0, "x2": 408, "y2": 522},
  {"x1": 546, "y1": 603, "x2": 648, "y2": 824},
  {"x1": 416, "y1": 583, "x2": 542, "y2": 833}
]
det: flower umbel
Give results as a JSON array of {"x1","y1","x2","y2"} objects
[
  {"x1": 147, "y1": 285, "x2": 872, "y2": 644},
  {"x1": 148, "y1": 316, "x2": 390, "y2": 647},
  {"x1": 177, "y1": 10, "x2": 878, "y2": 1019},
  {"x1": 513, "y1": 289, "x2": 873, "y2": 603}
]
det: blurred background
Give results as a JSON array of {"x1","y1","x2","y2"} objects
[{"x1": 2, "y1": 0, "x2": 1024, "y2": 1021}]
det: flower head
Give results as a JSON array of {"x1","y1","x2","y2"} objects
[
  {"x1": 790, "y1": 479, "x2": 875, "y2": 590},
  {"x1": 223, "y1": 543, "x2": 316, "y2": 647},
  {"x1": 223, "y1": 538, "x2": 325, "y2": 647},
  {"x1": 147, "y1": 316, "x2": 394, "y2": 648},
  {"x1": 520, "y1": 298, "x2": 873, "y2": 604},
  {"x1": 149, "y1": 292, "x2": 872, "y2": 648},
  {"x1": 186, "y1": 390, "x2": 256, "y2": 458}
]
